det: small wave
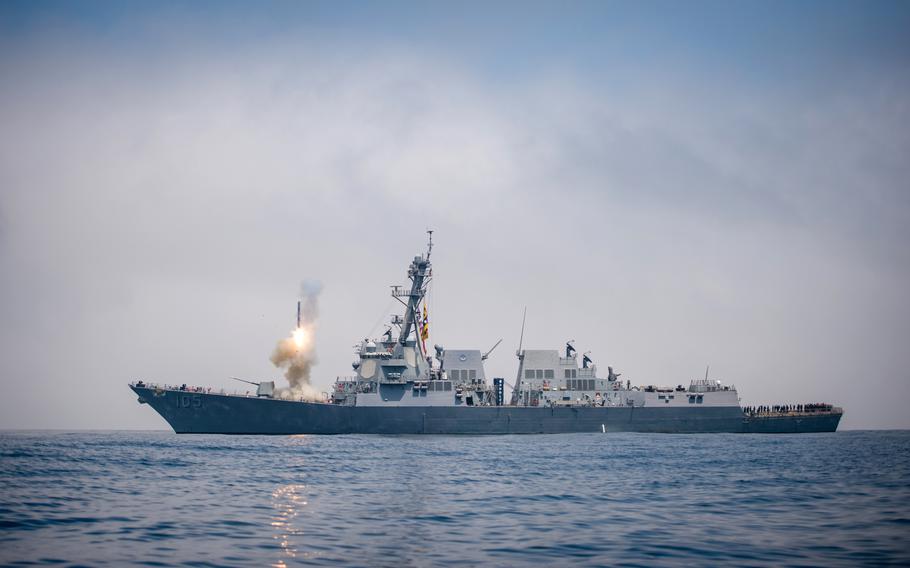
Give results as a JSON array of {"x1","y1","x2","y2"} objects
[{"x1": 0, "y1": 431, "x2": 907, "y2": 567}]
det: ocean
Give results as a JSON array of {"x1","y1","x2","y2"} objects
[{"x1": 0, "y1": 431, "x2": 907, "y2": 567}]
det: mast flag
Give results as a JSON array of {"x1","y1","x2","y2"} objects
[{"x1": 420, "y1": 303, "x2": 429, "y2": 351}]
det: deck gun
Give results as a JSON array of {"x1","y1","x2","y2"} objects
[{"x1": 230, "y1": 377, "x2": 275, "y2": 398}]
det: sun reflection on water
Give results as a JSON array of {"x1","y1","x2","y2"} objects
[{"x1": 270, "y1": 483, "x2": 310, "y2": 566}]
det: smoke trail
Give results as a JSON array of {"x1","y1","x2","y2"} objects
[{"x1": 270, "y1": 280, "x2": 323, "y2": 401}]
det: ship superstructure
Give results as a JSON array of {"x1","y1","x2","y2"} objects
[
  {"x1": 511, "y1": 347, "x2": 739, "y2": 410},
  {"x1": 130, "y1": 233, "x2": 842, "y2": 434}
]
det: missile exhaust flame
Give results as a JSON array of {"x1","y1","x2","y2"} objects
[
  {"x1": 292, "y1": 327, "x2": 306, "y2": 349},
  {"x1": 270, "y1": 280, "x2": 323, "y2": 401}
]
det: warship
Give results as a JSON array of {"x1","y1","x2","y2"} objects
[{"x1": 130, "y1": 233, "x2": 842, "y2": 434}]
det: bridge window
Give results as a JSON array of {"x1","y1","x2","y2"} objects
[
  {"x1": 525, "y1": 370, "x2": 535, "y2": 379},
  {"x1": 470, "y1": 370, "x2": 477, "y2": 380},
  {"x1": 536, "y1": 370, "x2": 544, "y2": 379},
  {"x1": 544, "y1": 369, "x2": 554, "y2": 379}
]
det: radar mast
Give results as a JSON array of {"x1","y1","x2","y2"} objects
[{"x1": 391, "y1": 231, "x2": 434, "y2": 357}]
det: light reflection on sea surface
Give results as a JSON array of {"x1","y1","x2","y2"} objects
[
  {"x1": 0, "y1": 431, "x2": 908, "y2": 566},
  {"x1": 272, "y1": 484, "x2": 308, "y2": 566}
]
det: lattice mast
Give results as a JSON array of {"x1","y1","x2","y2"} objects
[{"x1": 392, "y1": 231, "x2": 433, "y2": 358}]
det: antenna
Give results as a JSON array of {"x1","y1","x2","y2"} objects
[
  {"x1": 426, "y1": 229, "x2": 434, "y2": 260},
  {"x1": 516, "y1": 307, "x2": 527, "y2": 357},
  {"x1": 705, "y1": 365, "x2": 710, "y2": 381},
  {"x1": 510, "y1": 307, "x2": 528, "y2": 407},
  {"x1": 482, "y1": 338, "x2": 503, "y2": 361}
]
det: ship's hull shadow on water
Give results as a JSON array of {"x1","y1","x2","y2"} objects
[{"x1": 132, "y1": 386, "x2": 842, "y2": 435}]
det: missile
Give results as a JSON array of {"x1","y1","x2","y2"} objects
[{"x1": 297, "y1": 300, "x2": 301, "y2": 328}]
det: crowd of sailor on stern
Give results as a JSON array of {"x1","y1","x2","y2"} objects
[{"x1": 742, "y1": 403, "x2": 837, "y2": 416}]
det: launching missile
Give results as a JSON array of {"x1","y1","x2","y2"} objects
[{"x1": 297, "y1": 300, "x2": 301, "y2": 328}]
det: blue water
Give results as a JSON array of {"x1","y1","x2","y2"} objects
[{"x1": 0, "y1": 431, "x2": 908, "y2": 567}]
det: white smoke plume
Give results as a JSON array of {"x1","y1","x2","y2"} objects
[{"x1": 271, "y1": 279, "x2": 323, "y2": 401}]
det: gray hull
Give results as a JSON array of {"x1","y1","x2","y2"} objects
[{"x1": 132, "y1": 386, "x2": 842, "y2": 434}]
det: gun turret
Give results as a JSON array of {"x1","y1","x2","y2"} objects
[{"x1": 230, "y1": 377, "x2": 275, "y2": 398}]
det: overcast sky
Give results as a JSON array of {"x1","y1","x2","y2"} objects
[{"x1": 1, "y1": 0, "x2": 908, "y2": 430}]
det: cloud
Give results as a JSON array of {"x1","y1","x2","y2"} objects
[{"x1": 0, "y1": 15, "x2": 907, "y2": 428}]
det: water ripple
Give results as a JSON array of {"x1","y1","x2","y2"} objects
[{"x1": 0, "y1": 431, "x2": 908, "y2": 566}]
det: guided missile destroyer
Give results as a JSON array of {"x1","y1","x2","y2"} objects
[{"x1": 130, "y1": 233, "x2": 843, "y2": 434}]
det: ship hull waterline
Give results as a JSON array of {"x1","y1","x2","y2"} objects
[{"x1": 132, "y1": 386, "x2": 842, "y2": 435}]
